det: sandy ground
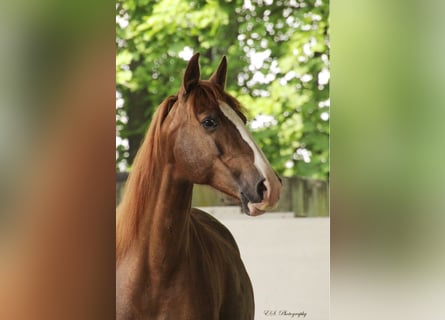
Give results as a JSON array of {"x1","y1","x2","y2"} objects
[{"x1": 200, "y1": 207, "x2": 330, "y2": 320}]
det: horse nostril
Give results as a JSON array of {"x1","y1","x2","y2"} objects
[{"x1": 256, "y1": 179, "x2": 267, "y2": 201}]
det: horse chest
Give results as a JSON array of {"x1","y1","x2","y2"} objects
[
  {"x1": 116, "y1": 211, "x2": 254, "y2": 319},
  {"x1": 116, "y1": 256, "x2": 221, "y2": 320}
]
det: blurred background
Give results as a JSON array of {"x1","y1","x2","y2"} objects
[
  {"x1": 0, "y1": 1, "x2": 115, "y2": 319},
  {"x1": 331, "y1": 1, "x2": 445, "y2": 319},
  {"x1": 116, "y1": 0, "x2": 330, "y2": 218}
]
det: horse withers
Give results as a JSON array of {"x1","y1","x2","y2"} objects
[{"x1": 116, "y1": 53, "x2": 282, "y2": 320}]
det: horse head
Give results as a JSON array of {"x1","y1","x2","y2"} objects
[{"x1": 160, "y1": 53, "x2": 282, "y2": 216}]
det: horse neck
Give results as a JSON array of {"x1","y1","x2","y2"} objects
[
  {"x1": 117, "y1": 160, "x2": 193, "y2": 274},
  {"x1": 144, "y1": 165, "x2": 193, "y2": 272}
]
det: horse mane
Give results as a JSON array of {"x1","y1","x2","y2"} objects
[{"x1": 116, "y1": 95, "x2": 177, "y2": 261}]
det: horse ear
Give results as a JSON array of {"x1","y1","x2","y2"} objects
[
  {"x1": 209, "y1": 56, "x2": 227, "y2": 89},
  {"x1": 182, "y1": 53, "x2": 200, "y2": 94}
]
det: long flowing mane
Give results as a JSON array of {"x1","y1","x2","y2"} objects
[{"x1": 116, "y1": 95, "x2": 177, "y2": 261}]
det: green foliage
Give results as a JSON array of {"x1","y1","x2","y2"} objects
[{"x1": 116, "y1": 0, "x2": 329, "y2": 180}]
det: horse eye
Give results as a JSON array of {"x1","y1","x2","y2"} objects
[{"x1": 201, "y1": 118, "x2": 218, "y2": 129}]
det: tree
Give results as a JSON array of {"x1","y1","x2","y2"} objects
[{"x1": 116, "y1": 0, "x2": 329, "y2": 180}]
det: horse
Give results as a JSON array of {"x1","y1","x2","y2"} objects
[{"x1": 116, "y1": 53, "x2": 282, "y2": 320}]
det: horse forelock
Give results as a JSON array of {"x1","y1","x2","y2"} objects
[{"x1": 187, "y1": 81, "x2": 247, "y2": 124}]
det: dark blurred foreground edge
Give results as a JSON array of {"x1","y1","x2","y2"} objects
[{"x1": 0, "y1": 2, "x2": 116, "y2": 319}]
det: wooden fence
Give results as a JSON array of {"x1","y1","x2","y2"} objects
[{"x1": 116, "y1": 172, "x2": 329, "y2": 217}]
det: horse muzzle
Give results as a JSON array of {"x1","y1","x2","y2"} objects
[{"x1": 240, "y1": 175, "x2": 282, "y2": 216}]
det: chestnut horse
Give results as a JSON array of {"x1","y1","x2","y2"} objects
[{"x1": 116, "y1": 53, "x2": 282, "y2": 320}]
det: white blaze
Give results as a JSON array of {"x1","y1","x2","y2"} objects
[{"x1": 218, "y1": 101, "x2": 281, "y2": 213}]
